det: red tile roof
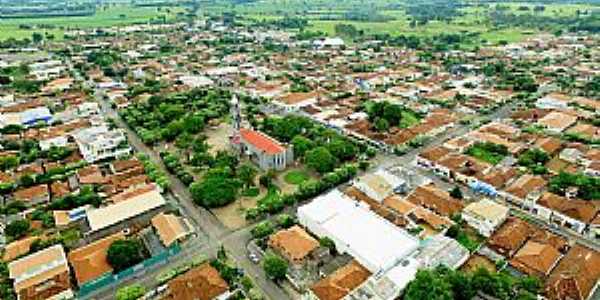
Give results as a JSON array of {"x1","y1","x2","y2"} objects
[{"x1": 240, "y1": 128, "x2": 286, "y2": 155}]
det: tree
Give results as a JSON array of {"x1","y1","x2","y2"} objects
[
  {"x1": 116, "y1": 284, "x2": 146, "y2": 300},
  {"x1": 305, "y1": 147, "x2": 337, "y2": 174},
  {"x1": 190, "y1": 174, "x2": 241, "y2": 208},
  {"x1": 404, "y1": 268, "x2": 454, "y2": 300},
  {"x1": 319, "y1": 237, "x2": 337, "y2": 254},
  {"x1": 276, "y1": 214, "x2": 295, "y2": 228},
  {"x1": 5, "y1": 219, "x2": 30, "y2": 240},
  {"x1": 251, "y1": 220, "x2": 274, "y2": 239},
  {"x1": 449, "y1": 186, "x2": 463, "y2": 199},
  {"x1": 263, "y1": 253, "x2": 288, "y2": 281},
  {"x1": 238, "y1": 164, "x2": 257, "y2": 188},
  {"x1": 374, "y1": 117, "x2": 390, "y2": 132},
  {"x1": 327, "y1": 139, "x2": 357, "y2": 161},
  {"x1": 107, "y1": 239, "x2": 145, "y2": 272},
  {"x1": 291, "y1": 135, "x2": 314, "y2": 157},
  {"x1": 31, "y1": 32, "x2": 43, "y2": 44}
]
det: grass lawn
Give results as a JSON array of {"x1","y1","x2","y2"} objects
[
  {"x1": 283, "y1": 170, "x2": 310, "y2": 185},
  {"x1": 241, "y1": 187, "x2": 260, "y2": 197},
  {"x1": 465, "y1": 143, "x2": 507, "y2": 165},
  {"x1": 0, "y1": 5, "x2": 186, "y2": 41},
  {"x1": 399, "y1": 110, "x2": 421, "y2": 128}
]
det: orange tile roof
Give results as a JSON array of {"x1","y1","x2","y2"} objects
[
  {"x1": 240, "y1": 128, "x2": 286, "y2": 155},
  {"x1": 164, "y1": 263, "x2": 229, "y2": 300},
  {"x1": 510, "y1": 241, "x2": 561, "y2": 277},
  {"x1": 311, "y1": 260, "x2": 371, "y2": 300},
  {"x1": 151, "y1": 213, "x2": 190, "y2": 247},
  {"x1": 546, "y1": 245, "x2": 600, "y2": 300},
  {"x1": 268, "y1": 225, "x2": 319, "y2": 264},
  {"x1": 2, "y1": 237, "x2": 40, "y2": 262},
  {"x1": 538, "y1": 192, "x2": 600, "y2": 224},
  {"x1": 487, "y1": 217, "x2": 532, "y2": 257},
  {"x1": 68, "y1": 232, "x2": 125, "y2": 285},
  {"x1": 406, "y1": 184, "x2": 464, "y2": 217},
  {"x1": 13, "y1": 184, "x2": 49, "y2": 202}
]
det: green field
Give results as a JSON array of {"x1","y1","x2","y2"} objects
[{"x1": 0, "y1": 5, "x2": 186, "y2": 41}]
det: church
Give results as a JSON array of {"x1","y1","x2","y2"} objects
[{"x1": 229, "y1": 96, "x2": 294, "y2": 171}]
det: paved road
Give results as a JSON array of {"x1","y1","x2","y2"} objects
[{"x1": 94, "y1": 94, "x2": 291, "y2": 300}]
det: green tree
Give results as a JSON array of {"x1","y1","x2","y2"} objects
[
  {"x1": 31, "y1": 32, "x2": 43, "y2": 44},
  {"x1": 238, "y1": 164, "x2": 257, "y2": 188},
  {"x1": 189, "y1": 174, "x2": 240, "y2": 208},
  {"x1": 263, "y1": 253, "x2": 288, "y2": 281},
  {"x1": 319, "y1": 236, "x2": 337, "y2": 254},
  {"x1": 5, "y1": 219, "x2": 30, "y2": 240},
  {"x1": 305, "y1": 147, "x2": 337, "y2": 174},
  {"x1": 449, "y1": 186, "x2": 463, "y2": 199},
  {"x1": 291, "y1": 135, "x2": 315, "y2": 157},
  {"x1": 374, "y1": 117, "x2": 390, "y2": 132},
  {"x1": 251, "y1": 220, "x2": 274, "y2": 239},
  {"x1": 115, "y1": 284, "x2": 146, "y2": 300},
  {"x1": 405, "y1": 268, "x2": 454, "y2": 300},
  {"x1": 107, "y1": 239, "x2": 145, "y2": 272}
]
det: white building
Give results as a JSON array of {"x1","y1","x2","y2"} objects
[
  {"x1": 298, "y1": 189, "x2": 420, "y2": 299},
  {"x1": 462, "y1": 199, "x2": 509, "y2": 237},
  {"x1": 352, "y1": 169, "x2": 406, "y2": 203},
  {"x1": 72, "y1": 125, "x2": 131, "y2": 163}
]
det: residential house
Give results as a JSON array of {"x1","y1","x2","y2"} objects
[
  {"x1": 462, "y1": 199, "x2": 510, "y2": 237},
  {"x1": 534, "y1": 192, "x2": 600, "y2": 234},
  {"x1": 503, "y1": 174, "x2": 546, "y2": 209},
  {"x1": 73, "y1": 125, "x2": 131, "y2": 163},
  {"x1": 151, "y1": 213, "x2": 193, "y2": 248},
  {"x1": 406, "y1": 184, "x2": 464, "y2": 218},
  {"x1": 306, "y1": 260, "x2": 371, "y2": 300},
  {"x1": 8, "y1": 244, "x2": 74, "y2": 300},
  {"x1": 268, "y1": 225, "x2": 320, "y2": 266},
  {"x1": 13, "y1": 184, "x2": 50, "y2": 206},
  {"x1": 352, "y1": 169, "x2": 406, "y2": 203},
  {"x1": 68, "y1": 232, "x2": 126, "y2": 286},
  {"x1": 274, "y1": 92, "x2": 319, "y2": 113},
  {"x1": 162, "y1": 263, "x2": 231, "y2": 300},
  {"x1": 537, "y1": 111, "x2": 578, "y2": 134},
  {"x1": 545, "y1": 245, "x2": 600, "y2": 300},
  {"x1": 509, "y1": 240, "x2": 562, "y2": 278}
]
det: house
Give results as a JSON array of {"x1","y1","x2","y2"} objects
[
  {"x1": 72, "y1": 125, "x2": 131, "y2": 163},
  {"x1": 306, "y1": 260, "x2": 371, "y2": 300},
  {"x1": 178, "y1": 75, "x2": 214, "y2": 88},
  {"x1": 68, "y1": 232, "x2": 126, "y2": 286},
  {"x1": 8, "y1": 244, "x2": 74, "y2": 300},
  {"x1": 535, "y1": 93, "x2": 570, "y2": 110},
  {"x1": 274, "y1": 92, "x2": 319, "y2": 113},
  {"x1": 313, "y1": 37, "x2": 345, "y2": 49},
  {"x1": 509, "y1": 240, "x2": 562, "y2": 278},
  {"x1": 151, "y1": 213, "x2": 193, "y2": 248},
  {"x1": 487, "y1": 217, "x2": 533, "y2": 257},
  {"x1": 537, "y1": 111, "x2": 578, "y2": 134},
  {"x1": 534, "y1": 192, "x2": 600, "y2": 234},
  {"x1": 162, "y1": 263, "x2": 231, "y2": 300},
  {"x1": 12, "y1": 184, "x2": 50, "y2": 206},
  {"x1": 462, "y1": 199, "x2": 509, "y2": 237},
  {"x1": 268, "y1": 225, "x2": 320, "y2": 266},
  {"x1": 352, "y1": 169, "x2": 406, "y2": 203},
  {"x1": 416, "y1": 145, "x2": 451, "y2": 169},
  {"x1": 503, "y1": 174, "x2": 546, "y2": 209},
  {"x1": 559, "y1": 148, "x2": 584, "y2": 164},
  {"x1": 85, "y1": 184, "x2": 167, "y2": 239},
  {"x1": 234, "y1": 128, "x2": 293, "y2": 171},
  {"x1": 545, "y1": 245, "x2": 600, "y2": 300},
  {"x1": 406, "y1": 184, "x2": 464, "y2": 218},
  {"x1": 413, "y1": 234, "x2": 470, "y2": 270}
]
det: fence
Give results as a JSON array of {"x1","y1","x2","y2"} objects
[{"x1": 78, "y1": 243, "x2": 182, "y2": 298}]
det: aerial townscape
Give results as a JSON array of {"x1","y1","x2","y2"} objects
[{"x1": 0, "y1": 0, "x2": 599, "y2": 300}]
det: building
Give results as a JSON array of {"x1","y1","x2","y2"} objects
[
  {"x1": 413, "y1": 234, "x2": 470, "y2": 270},
  {"x1": 12, "y1": 184, "x2": 50, "y2": 206},
  {"x1": 537, "y1": 111, "x2": 578, "y2": 134},
  {"x1": 545, "y1": 245, "x2": 600, "y2": 300},
  {"x1": 72, "y1": 125, "x2": 131, "y2": 163},
  {"x1": 306, "y1": 260, "x2": 371, "y2": 300},
  {"x1": 274, "y1": 92, "x2": 319, "y2": 112},
  {"x1": 151, "y1": 213, "x2": 193, "y2": 248},
  {"x1": 68, "y1": 232, "x2": 126, "y2": 286},
  {"x1": 509, "y1": 240, "x2": 562, "y2": 278},
  {"x1": 352, "y1": 169, "x2": 406, "y2": 203},
  {"x1": 298, "y1": 189, "x2": 420, "y2": 299},
  {"x1": 405, "y1": 184, "x2": 464, "y2": 218},
  {"x1": 85, "y1": 184, "x2": 167, "y2": 238},
  {"x1": 162, "y1": 263, "x2": 231, "y2": 300},
  {"x1": 535, "y1": 192, "x2": 600, "y2": 234},
  {"x1": 234, "y1": 128, "x2": 294, "y2": 171},
  {"x1": 268, "y1": 225, "x2": 320, "y2": 266},
  {"x1": 8, "y1": 244, "x2": 74, "y2": 300},
  {"x1": 462, "y1": 199, "x2": 509, "y2": 237},
  {"x1": 298, "y1": 189, "x2": 419, "y2": 273}
]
